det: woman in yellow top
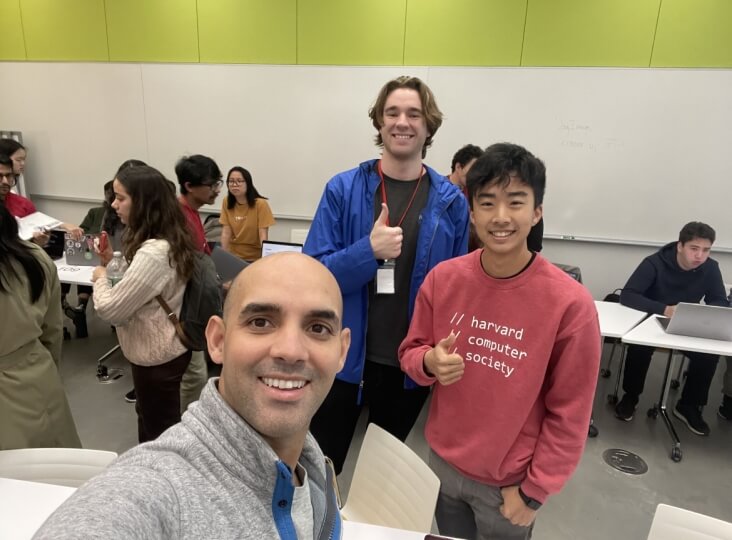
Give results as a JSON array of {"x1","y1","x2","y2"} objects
[{"x1": 219, "y1": 166, "x2": 275, "y2": 261}]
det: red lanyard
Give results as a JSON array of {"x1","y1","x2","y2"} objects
[{"x1": 376, "y1": 160, "x2": 425, "y2": 228}]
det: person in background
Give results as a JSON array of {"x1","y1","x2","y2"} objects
[
  {"x1": 0, "y1": 143, "x2": 85, "y2": 246},
  {"x1": 220, "y1": 166, "x2": 275, "y2": 261},
  {"x1": 447, "y1": 144, "x2": 482, "y2": 196},
  {"x1": 61, "y1": 171, "x2": 132, "y2": 339},
  {"x1": 92, "y1": 165, "x2": 197, "y2": 443},
  {"x1": 174, "y1": 155, "x2": 223, "y2": 411},
  {"x1": 35, "y1": 253, "x2": 348, "y2": 540},
  {"x1": 615, "y1": 221, "x2": 727, "y2": 436},
  {"x1": 0, "y1": 204, "x2": 81, "y2": 449},
  {"x1": 304, "y1": 76, "x2": 469, "y2": 474},
  {"x1": 0, "y1": 153, "x2": 50, "y2": 246},
  {"x1": 399, "y1": 143, "x2": 600, "y2": 539},
  {"x1": 448, "y1": 144, "x2": 483, "y2": 252}
]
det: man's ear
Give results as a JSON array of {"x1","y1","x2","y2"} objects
[
  {"x1": 532, "y1": 204, "x2": 543, "y2": 226},
  {"x1": 205, "y1": 316, "x2": 226, "y2": 365},
  {"x1": 337, "y1": 328, "x2": 351, "y2": 373}
]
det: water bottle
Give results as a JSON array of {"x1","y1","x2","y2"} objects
[{"x1": 106, "y1": 251, "x2": 128, "y2": 287}]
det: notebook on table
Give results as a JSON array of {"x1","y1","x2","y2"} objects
[{"x1": 656, "y1": 302, "x2": 732, "y2": 341}]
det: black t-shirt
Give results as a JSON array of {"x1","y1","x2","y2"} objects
[{"x1": 366, "y1": 169, "x2": 431, "y2": 367}]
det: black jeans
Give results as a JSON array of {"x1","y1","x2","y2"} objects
[
  {"x1": 309, "y1": 361, "x2": 430, "y2": 475},
  {"x1": 130, "y1": 350, "x2": 192, "y2": 443},
  {"x1": 622, "y1": 344, "x2": 719, "y2": 406}
]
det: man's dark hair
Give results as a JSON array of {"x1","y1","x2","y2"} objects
[
  {"x1": 466, "y1": 143, "x2": 546, "y2": 209},
  {"x1": 0, "y1": 154, "x2": 12, "y2": 169},
  {"x1": 679, "y1": 221, "x2": 715, "y2": 245},
  {"x1": 451, "y1": 144, "x2": 483, "y2": 172},
  {"x1": 174, "y1": 155, "x2": 221, "y2": 195}
]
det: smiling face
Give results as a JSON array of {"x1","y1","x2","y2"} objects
[
  {"x1": 111, "y1": 178, "x2": 132, "y2": 225},
  {"x1": 471, "y1": 175, "x2": 542, "y2": 263},
  {"x1": 379, "y1": 88, "x2": 429, "y2": 162},
  {"x1": 206, "y1": 253, "x2": 350, "y2": 456}
]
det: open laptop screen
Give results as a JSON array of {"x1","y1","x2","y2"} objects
[{"x1": 261, "y1": 240, "x2": 303, "y2": 257}]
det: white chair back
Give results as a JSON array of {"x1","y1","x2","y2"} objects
[
  {"x1": 340, "y1": 423, "x2": 440, "y2": 533},
  {"x1": 647, "y1": 503, "x2": 732, "y2": 539},
  {"x1": 0, "y1": 448, "x2": 117, "y2": 488}
]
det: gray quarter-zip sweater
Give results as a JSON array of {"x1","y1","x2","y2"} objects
[{"x1": 34, "y1": 379, "x2": 342, "y2": 540}]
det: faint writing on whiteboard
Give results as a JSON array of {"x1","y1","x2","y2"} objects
[
  {"x1": 560, "y1": 121, "x2": 591, "y2": 133},
  {"x1": 559, "y1": 138, "x2": 625, "y2": 152}
]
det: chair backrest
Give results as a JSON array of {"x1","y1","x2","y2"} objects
[
  {"x1": 0, "y1": 448, "x2": 118, "y2": 488},
  {"x1": 647, "y1": 503, "x2": 732, "y2": 539},
  {"x1": 340, "y1": 423, "x2": 440, "y2": 533}
]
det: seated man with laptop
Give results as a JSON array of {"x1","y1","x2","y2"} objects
[{"x1": 615, "y1": 222, "x2": 728, "y2": 435}]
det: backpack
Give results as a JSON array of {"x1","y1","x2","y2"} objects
[{"x1": 156, "y1": 252, "x2": 223, "y2": 351}]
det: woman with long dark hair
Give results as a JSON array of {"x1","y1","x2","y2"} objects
[
  {"x1": 0, "y1": 204, "x2": 81, "y2": 449},
  {"x1": 92, "y1": 165, "x2": 197, "y2": 443},
  {"x1": 219, "y1": 166, "x2": 275, "y2": 261}
]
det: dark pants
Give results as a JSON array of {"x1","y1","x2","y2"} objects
[
  {"x1": 622, "y1": 344, "x2": 719, "y2": 406},
  {"x1": 130, "y1": 350, "x2": 192, "y2": 443},
  {"x1": 310, "y1": 361, "x2": 430, "y2": 475},
  {"x1": 60, "y1": 283, "x2": 93, "y2": 298}
]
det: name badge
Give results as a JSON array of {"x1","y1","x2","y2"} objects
[{"x1": 376, "y1": 260, "x2": 396, "y2": 295}]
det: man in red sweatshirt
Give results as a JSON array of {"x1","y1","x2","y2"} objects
[{"x1": 399, "y1": 142, "x2": 601, "y2": 539}]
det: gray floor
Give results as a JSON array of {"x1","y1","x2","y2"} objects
[{"x1": 58, "y1": 309, "x2": 732, "y2": 540}]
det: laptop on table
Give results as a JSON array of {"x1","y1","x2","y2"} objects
[{"x1": 657, "y1": 302, "x2": 732, "y2": 341}]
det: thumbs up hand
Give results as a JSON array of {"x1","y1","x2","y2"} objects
[
  {"x1": 370, "y1": 203, "x2": 403, "y2": 260},
  {"x1": 424, "y1": 332, "x2": 465, "y2": 386}
]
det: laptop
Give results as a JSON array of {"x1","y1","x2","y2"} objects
[
  {"x1": 64, "y1": 232, "x2": 102, "y2": 266},
  {"x1": 211, "y1": 247, "x2": 249, "y2": 283},
  {"x1": 261, "y1": 240, "x2": 303, "y2": 257},
  {"x1": 657, "y1": 302, "x2": 732, "y2": 341}
]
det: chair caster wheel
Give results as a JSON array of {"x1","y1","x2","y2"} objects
[
  {"x1": 588, "y1": 425, "x2": 599, "y2": 438},
  {"x1": 647, "y1": 408, "x2": 659, "y2": 419},
  {"x1": 600, "y1": 369, "x2": 611, "y2": 378},
  {"x1": 670, "y1": 380, "x2": 680, "y2": 390},
  {"x1": 671, "y1": 447, "x2": 682, "y2": 462},
  {"x1": 607, "y1": 394, "x2": 618, "y2": 405}
]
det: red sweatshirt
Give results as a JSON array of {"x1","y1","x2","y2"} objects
[{"x1": 399, "y1": 250, "x2": 600, "y2": 503}]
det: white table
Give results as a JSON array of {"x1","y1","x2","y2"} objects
[
  {"x1": 54, "y1": 255, "x2": 95, "y2": 286},
  {"x1": 594, "y1": 300, "x2": 648, "y2": 398},
  {"x1": 622, "y1": 315, "x2": 732, "y2": 462},
  {"x1": 344, "y1": 521, "x2": 456, "y2": 539},
  {"x1": 0, "y1": 477, "x2": 75, "y2": 539}
]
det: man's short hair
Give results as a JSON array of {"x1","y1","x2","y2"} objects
[
  {"x1": 466, "y1": 143, "x2": 546, "y2": 209},
  {"x1": 368, "y1": 76, "x2": 443, "y2": 159},
  {"x1": 451, "y1": 144, "x2": 483, "y2": 172},
  {"x1": 679, "y1": 221, "x2": 715, "y2": 245},
  {"x1": 175, "y1": 155, "x2": 221, "y2": 195}
]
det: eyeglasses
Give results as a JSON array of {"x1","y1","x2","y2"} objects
[
  {"x1": 227, "y1": 180, "x2": 244, "y2": 186},
  {"x1": 202, "y1": 180, "x2": 223, "y2": 190},
  {"x1": 0, "y1": 172, "x2": 16, "y2": 186}
]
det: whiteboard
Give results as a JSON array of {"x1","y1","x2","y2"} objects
[{"x1": 1, "y1": 63, "x2": 731, "y2": 247}]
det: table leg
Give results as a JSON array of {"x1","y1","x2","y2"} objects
[
  {"x1": 647, "y1": 349, "x2": 682, "y2": 462},
  {"x1": 600, "y1": 339, "x2": 618, "y2": 378},
  {"x1": 96, "y1": 344, "x2": 123, "y2": 383},
  {"x1": 607, "y1": 344, "x2": 627, "y2": 405}
]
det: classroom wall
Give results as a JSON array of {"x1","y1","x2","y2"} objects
[
  {"x1": 1, "y1": 0, "x2": 731, "y2": 68},
  {"x1": 4, "y1": 0, "x2": 732, "y2": 297}
]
